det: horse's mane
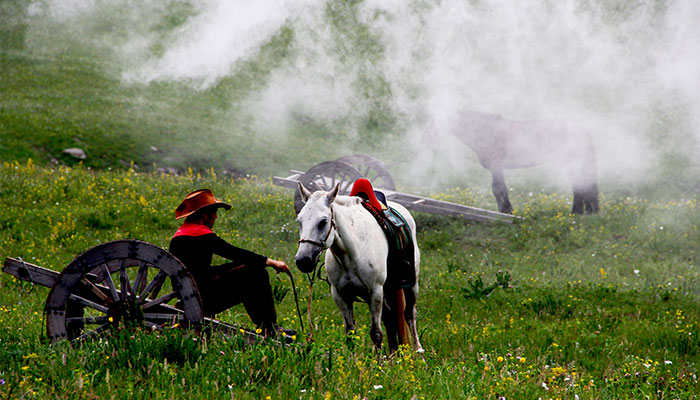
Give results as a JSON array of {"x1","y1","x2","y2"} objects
[
  {"x1": 333, "y1": 195, "x2": 363, "y2": 207},
  {"x1": 306, "y1": 192, "x2": 362, "y2": 207}
]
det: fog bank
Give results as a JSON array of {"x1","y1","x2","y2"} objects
[{"x1": 26, "y1": 0, "x2": 700, "y2": 191}]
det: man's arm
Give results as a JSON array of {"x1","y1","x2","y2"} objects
[
  {"x1": 211, "y1": 234, "x2": 288, "y2": 272},
  {"x1": 266, "y1": 258, "x2": 290, "y2": 273}
]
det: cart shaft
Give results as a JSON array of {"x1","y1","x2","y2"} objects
[{"x1": 3, "y1": 258, "x2": 59, "y2": 288}]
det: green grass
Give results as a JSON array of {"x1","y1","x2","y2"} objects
[
  {"x1": 2, "y1": 1, "x2": 700, "y2": 398},
  {"x1": 1, "y1": 161, "x2": 699, "y2": 399}
]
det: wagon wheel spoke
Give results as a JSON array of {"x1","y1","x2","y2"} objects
[
  {"x1": 339, "y1": 178, "x2": 353, "y2": 193},
  {"x1": 142, "y1": 291, "x2": 178, "y2": 311},
  {"x1": 101, "y1": 264, "x2": 120, "y2": 301},
  {"x1": 79, "y1": 277, "x2": 113, "y2": 305},
  {"x1": 131, "y1": 262, "x2": 148, "y2": 300},
  {"x1": 295, "y1": 161, "x2": 363, "y2": 214},
  {"x1": 143, "y1": 313, "x2": 183, "y2": 321},
  {"x1": 143, "y1": 313, "x2": 184, "y2": 323},
  {"x1": 119, "y1": 259, "x2": 131, "y2": 302},
  {"x1": 69, "y1": 293, "x2": 109, "y2": 314},
  {"x1": 66, "y1": 316, "x2": 109, "y2": 325},
  {"x1": 303, "y1": 161, "x2": 362, "y2": 193},
  {"x1": 357, "y1": 165, "x2": 372, "y2": 177},
  {"x1": 70, "y1": 323, "x2": 111, "y2": 344},
  {"x1": 137, "y1": 270, "x2": 167, "y2": 305},
  {"x1": 336, "y1": 154, "x2": 396, "y2": 190},
  {"x1": 143, "y1": 320, "x2": 163, "y2": 332},
  {"x1": 141, "y1": 310, "x2": 184, "y2": 332}
]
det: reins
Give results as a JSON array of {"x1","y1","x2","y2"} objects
[
  {"x1": 283, "y1": 269, "x2": 305, "y2": 334},
  {"x1": 297, "y1": 205, "x2": 336, "y2": 342}
]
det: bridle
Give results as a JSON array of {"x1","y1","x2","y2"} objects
[{"x1": 297, "y1": 206, "x2": 336, "y2": 253}]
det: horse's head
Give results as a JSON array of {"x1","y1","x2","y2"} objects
[{"x1": 294, "y1": 182, "x2": 340, "y2": 274}]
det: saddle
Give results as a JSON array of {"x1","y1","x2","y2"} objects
[{"x1": 351, "y1": 179, "x2": 416, "y2": 289}]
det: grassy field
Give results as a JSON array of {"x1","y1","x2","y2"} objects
[
  {"x1": 2, "y1": 1, "x2": 700, "y2": 398},
  {"x1": 1, "y1": 161, "x2": 698, "y2": 399}
]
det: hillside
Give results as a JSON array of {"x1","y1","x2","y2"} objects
[{"x1": 2, "y1": 0, "x2": 700, "y2": 195}]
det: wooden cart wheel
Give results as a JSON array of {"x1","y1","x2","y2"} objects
[
  {"x1": 293, "y1": 160, "x2": 363, "y2": 214},
  {"x1": 44, "y1": 239, "x2": 203, "y2": 344},
  {"x1": 336, "y1": 154, "x2": 396, "y2": 190}
]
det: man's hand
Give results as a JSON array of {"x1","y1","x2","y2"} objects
[{"x1": 266, "y1": 258, "x2": 290, "y2": 274}]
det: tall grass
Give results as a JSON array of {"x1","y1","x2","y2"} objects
[{"x1": 1, "y1": 161, "x2": 699, "y2": 399}]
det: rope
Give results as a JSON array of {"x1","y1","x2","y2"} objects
[
  {"x1": 304, "y1": 259, "x2": 329, "y2": 343},
  {"x1": 17, "y1": 257, "x2": 35, "y2": 294},
  {"x1": 306, "y1": 273, "x2": 315, "y2": 343},
  {"x1": 283, "y1": 269, "x2": 305, "y2": 333},
  {"x1": 297, "y1": 204, "x2": 335, "y2": 342}
]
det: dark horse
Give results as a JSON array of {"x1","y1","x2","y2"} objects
[{"x1": 450, "y1": 110, "x2": 599, "y2": 214}]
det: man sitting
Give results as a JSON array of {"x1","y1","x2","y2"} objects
[{"x1": 169, "y1": 188, "x2": 290, "y2": 337}]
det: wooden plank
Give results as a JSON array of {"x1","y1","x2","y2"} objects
[
  {"x1": 272, "y1": 175, "x2": 301, "y2": 189},
  {"x1": 383, "y1": 190, "x2": 515, "y2": 223},
  {"x1": 385, "y1": 190, "x2": 512, "y2": 219},
  {"x1": 418, "y1": 198, "x2": 513, "y2": 221},
  {"x1": 3, "y1": 258, "x2": 59, "y2": 288},
  {"x1": 405, "y1": 201, "x2": 511, "y2": 223},
  {"x1": 272, "y1": 169, "x2": 516, "y2": 223}
]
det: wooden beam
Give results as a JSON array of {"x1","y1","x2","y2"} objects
[
  {"x1": 3, "y1": 258, "x2": 59, "y2": 288},
  {"x1": 272, "y1": 171, "x2": 517, "y2": 223},
  {"x1": 272, "y1": 175, "x2": 301, "y2": 189}
]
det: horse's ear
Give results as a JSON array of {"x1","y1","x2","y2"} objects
[
  {"x1": 327, "y1": 183, "x2": 340, "y2": 203},
  {"x1": 298, "y1": 181, "x2": 312, "y2": 204}
]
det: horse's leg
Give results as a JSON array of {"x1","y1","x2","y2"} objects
[
  {"x1": 331, "y1": 286, "x2": 355, "y2": 336},
  {"x1": 403, "y1": 286, "x2": 424, "y2": 353},
  {"x1": 584, "y1": 183, "x2": 600, "y2": 213},
  {"x1": 491, "y1": 169, "x2": 513, "y2": 214},
  {"x1": 368, "y1": 284, "x2": 384, "y2": 349},
  {"x1": 569, "y1": 141, "x2": 599, "y2": 214},
  {"x1": 571, "y1": 190, "x2": 584, "y2": 214},
  {"x1": 381, "y1": 292, "x2": 399, "y2": 352},
  {"x1": 580, "y1": 166, "x2": 600, "y2": 213},
  {"x1": 570, "y1": 176, "x2": 598, "y2": 214}
]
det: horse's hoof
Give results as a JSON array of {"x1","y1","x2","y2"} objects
[{"x1": 416, "y1": 347, "x2": 425, "y2": 354}]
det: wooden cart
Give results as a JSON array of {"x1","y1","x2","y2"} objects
[
  {"x1": 3, "y1": 239, "x2": 264, "y2": 344},
  {"x1": 273, "y1": 154, "x2": 515, "y2": 224}
]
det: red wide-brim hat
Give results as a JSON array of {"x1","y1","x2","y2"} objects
[{"x1": 175, "y1": 189, "x2": 231, "y2": 220}]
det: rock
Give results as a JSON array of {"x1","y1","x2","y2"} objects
[
  {"x1": 157, "y1": 167, "x2": 179, "y2": 175},
  {"x1": 63, "y1": 148, "x2": 86, "y2": 160},
  {"x1": 120, "y1": 160, "x2": 140, "y2": 170}
]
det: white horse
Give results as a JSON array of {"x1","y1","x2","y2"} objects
[{"x1": 294, "y1": 182, "x2": 424, "y2": 352}]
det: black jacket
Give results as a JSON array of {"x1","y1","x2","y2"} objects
[{"x1": 169, "y1": 233, "x2": 268, "y2": 285}]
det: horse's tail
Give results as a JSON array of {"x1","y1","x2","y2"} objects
[{"x1": 396, "y1": 289, "x2": 409, "y2": 345}]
